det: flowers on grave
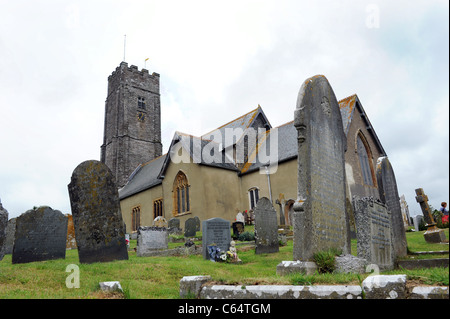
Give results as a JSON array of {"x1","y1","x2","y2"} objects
[{"x1": 207, "y1": 242, "x2": 242, "y2": 263}]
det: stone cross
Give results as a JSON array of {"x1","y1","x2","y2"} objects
[
  {"x1": 415, "y1": 188, "x2": 435, "y2": 227},
  {"x1": 415, "y1": 188, "x2": 446, "y2": 243}
]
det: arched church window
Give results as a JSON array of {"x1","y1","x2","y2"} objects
[
  {"x1": 248, "y1": 187, "x2": 259, "y2": 210},
  {"x1": 173, "y1": 171, "x2": 190, "y2": 215},
  {"x1": 356, "y1": 133, "x2": 375, "y2": 186},
  {"x1": 131, "y1": 206, "x2": 141, "y2": 232}
]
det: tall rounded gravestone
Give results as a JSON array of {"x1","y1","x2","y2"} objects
[{"x1": 68, "y1": 160, "x2": 128, "y2": 263}]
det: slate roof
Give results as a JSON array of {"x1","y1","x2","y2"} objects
[
  {"x1": 240, "y1": 121, "x2": 297, "y2": 174},
  {"x1": 119, "y1": 96, "x2": 386, "y2": 199},
  {"x1": 119, "y1": 154, "x2": 166, "y2": 199}
]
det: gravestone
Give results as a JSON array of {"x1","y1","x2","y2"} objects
[
  {"x1": 66, "y1": 214, "x2": 77, "y2": 249},
  {"x1": 413, "y1": 215, "x2": 423, "y2": 231},
  {"x1": 184, "y1": 217, "x2": 197, "y2": 237},
  {"x1": 168, "y1": 217, "x2": 182, "y2": 235},
  {"x1": 232, "y1": 221, "x2": 245, "y2": 237},
  {"x1": 194, "y1": 216, "x2": 201, "y2": 231},
  {"x1": 376, "y1": 156, "x2": 407, "y2": 258},
  {"x1": 136, "y1": 226, "x2": 169, "y2": 257},
  {"x1": 68, "y1": 160, "x2": 128, "y2": 263},
  {"x1": 0, "y1": 200, "x2": 8, "y2": 261},
  {"x1": 292, "y1": 75, "x2": 349, "y2": 261},
  {"x1": 202, "y1": 218, "x2": 231, "y2": 260},
  {"x1": 12, "y1": 206, "x2": 68, "y2": 264},
  {"x1": 153, "y1": 216, "x2": 168, "y2": 228},
  {"x1": 415, "y1": 188, "x2": 446, "y2": 243},
  {"x1": 2, "y1": 218, "x2": 16, "y2": 255},
  {"x1": 254, "y1": 197, "x2": 279, "y2": 254},
  {"x1": 235, "y1": 212, "x2": 245, "y2": 223},
  {"x1": 353, "y1": 197, "x2": 394, "y2": 270},
  {"x1": 168, "y1": 217, "x2": 180, "y2": 229},
  {"x1": 399, "y1": 195, "x2": 411, "y2": 228}
]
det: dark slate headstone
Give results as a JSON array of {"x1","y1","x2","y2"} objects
[
  {"x1": 184, "y1": 217, "x2": 197, "y2": 237},
  {"x1": 68, "y1": 160, "x2": 128, "y2": 264},
  {"x1": 0, "y1": 201, "x2": 8, "y2": 261},
  {"x1": 232, "y1": 222, "x2": 245, "y2": 237},
  {"x1": 202, "y1": 218, "x2": 231, "y2": 260},
  {"x1": 12, "y1": 206, "x2": 68, "y2": 264},
  {"x1": 254, "y1": 197, "x2": 279, "y2": 254},
  {"x1": 168, "y1": 217, "x2": 180, "y2": 229},
  {"x1": 376, "y1": 156, "x2": 407, "y2": 258},
  {"x1": 168, "y1": 217, "x2": 182, "y2": 235},
  {"x1": 353, "y1": 197, "x2": 394, "y2": 270},
  {"x1": 293, "y1": 75, "x2": 349, "y2": 261}
]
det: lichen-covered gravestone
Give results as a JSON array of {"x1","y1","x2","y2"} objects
[
  {"x1": 293, "y1": 75, "x2": 349, "y2": 261},
  {"x1": 376, "y1": 156, "x2": 407, "y2": 257},
  {"x1": 68, "y1": 160, "x2": 128, "y2": 263},
  {"x1": 184, "y1": 217, "x2": 197, "y2": 237},
  {"x1": 254, "y1": 197, "x2": 279, "y2": 254},
  {"x1": 12, "y1": 206, "x2": 68, "y2": 264},
  {"x1": 353, "y1": 196, "x2": 394, "y2": 270},
  {"x1": 136, "y1": 226, "x2": 169, "y2": 257},
  {"x1": 0, "y1": 200, "x2": 9, "y2": 261}
]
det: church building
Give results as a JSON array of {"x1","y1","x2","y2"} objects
[{"x1": 101, "y1": 63, "x2": 388, "y2": 235}]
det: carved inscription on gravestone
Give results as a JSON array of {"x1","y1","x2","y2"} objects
[
  {"x1": 136, "y1": 226, "x2": 169, "y2": 257},
  {"x1": 353, "y1": 197, "x2": 394, "y2": 270},
  {"x1": 202, "y1": 218, "x2": 231, "y2": 260},
  {"x1": 254, "y1": 197, "x2": 279, "y2": 254},
  {"x1": 68, "y1": 160, "x2": 128, "y2": 263},
  {"x1": 12, "y1": 206, "x2": 68, "y2": 264},
  {"x1": 293, "y1": 75, "x2": 348, "y2": 261}
]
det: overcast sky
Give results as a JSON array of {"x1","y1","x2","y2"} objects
[{"x1": 0, "y1": 0, "x2": 448, "y2": 219}]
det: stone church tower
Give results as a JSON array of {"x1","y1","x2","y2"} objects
[{"x1": 101, "y1": 62, "x2": 162, "y2": 187}]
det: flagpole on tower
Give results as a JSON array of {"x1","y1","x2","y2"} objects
[
  {"x1": 123, "y1": 34, "x2": 127, "y2": 62},
  {"x1": 145, "y1": 58, "x2": 149, "y2": 69}
]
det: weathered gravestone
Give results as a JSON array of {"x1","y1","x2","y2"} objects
[
  {"x1": 168, "y1": 217, "x2": 180, "y2": 229},
  {"x1": 353, "y1": 196, "x2": 394, "y2": 270},
  {"x1": 254, "y1": 197, "x2": 279, "y2": 254},
  {"x1": 0, "y1": 200, "x2": 8, "y2": 261},
  {"x1": 12, "y1": 206, "x2": 68, "y2": 264},
  {"x1": 232, "y1": 221, "x2": 245, "y2": 238},
  {"x1": 136, "y1": 226, "x2": 169, "y2": 257},
  {"x1": 202, "y1": 218, "x2": 231, "y2": 260},
  {"x1": 184, "y1": 217, "x2": 198, "y2": 237},
  {"x1": 235, "y1": 212, "x2": 245, "y2": 223},
  {"x1": 168, "y1": 217, "x2": 182, "y2": 235},
  {"x1": 415, "y1": 188, "x2": 446, "y2": 243},
  {"x1": 66, "y1": 214, "x2": 77, "y2": 249},
  {"x1": 2, "y1": 218, "x2": 16, "y2": 255},
  {"x1": 376, "y1": 156, "x2": 407, "y2": 258},
  {"x1": 413, "y1": 215, "x2": 424, "y2": 232},
  {"x1": 153, "y1": 216, "x2": 168, "y2": 228},
  {"x1": 68, "y1": 160, "x2": 128, "y2": 263},
  {"x1": 194, "y1": 216, "x2": 201, "y2": 231},
  {"x1": 292, "y1": 75, "x2": 349, "y2": 261}
]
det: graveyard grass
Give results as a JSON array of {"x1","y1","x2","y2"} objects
[{"x1": 0, "y1": 228, "x2": 448, "y2": 299}]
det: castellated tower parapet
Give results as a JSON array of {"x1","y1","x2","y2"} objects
[{"x1": 101, "y1": 62, "x2": 162, "y2": 188}]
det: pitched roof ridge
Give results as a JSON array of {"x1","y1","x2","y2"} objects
[
  {"x1": 201, "y1": 106, "x2": 260, "y2": 137},
  {"x1": 141, "y1": 153, "x2": 168, "y2": 167},
  {"x1": 338, "y1": 93, "x2": 357, "y2": 104}
]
